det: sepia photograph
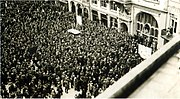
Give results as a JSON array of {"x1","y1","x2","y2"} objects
[{"x1": 0, "y1": 0, "x2": 180, "y2": 98}]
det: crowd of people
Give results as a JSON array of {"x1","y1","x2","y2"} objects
[{"x1": 1, "y1": 1, "x2": 143, "y2": 98}]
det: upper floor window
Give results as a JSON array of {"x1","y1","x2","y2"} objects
[
  {"x1": 100, "y1": 0, "x2": 107, "y2": 7},
  {"x1": 110, "y1": 17, "x2": 118, "y2": 28},
  {"x1": 170, "y1": 14, "x2": 177, "y2": 34},
  {"x1": 92, "y1": 0, "x2": 97, "y2": 4},
  {"x1": 110, "y1": 1, "x2": 117, "y2": 11}
]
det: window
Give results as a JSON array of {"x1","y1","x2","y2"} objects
[
  {"x1": 115, "y1": 19, "x2": 118, "y2": 27},
  {"x1": 84, "y1": 8, "x2": 88, "y2": 18},
  {"x1": 101, "y1": 14, "x2": 108, "y2": 26},
  {"x1": 100, "y1": 0, "x2": 107, "y2": 7},
  {"x1": 150, "y1": 28, "x2": 154, "y2": 36},
  {"x1": 110, "y1": 17, "x2": 118, "y2": 28},
  {"x1": 174, "y1": 22, "x2": 177, "y2": 33},
  {"x1": 92, "y1": 10, "x2": 99, "y2": 22},
  {"x1": 110, "y1": 1, "x2": 117, "y2": 11},
  {"x1": 92, "y1": 0, "x2": 97, "y2": 4},
  {"x1": 155, "y1": 29, "x2": 158, "y2": 37},
  {"x1": 144, "y1": 24, "x2": 150, "y2": 34},
  {"x1": 170, "y1": 13, "x2": 177, "y2": 34},
  {"x1": 137, "y1": 23, "x2": 140, "y2": 30},
  {"x1": 172, "y1": 19, "x2": 174, "y2": 26},
  {"x1": 140, "y1": 24, "x2": 143, "y2": 31},
  {"x1": 136, "y1": 12, "x2": 159, "y2": 53}
]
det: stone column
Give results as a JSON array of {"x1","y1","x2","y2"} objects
[
  {"x1": 75, "y1": 3, "x2": 78, "y2": 17},
  {"x1": 98, "y1": 12, "x2": 101, "y2": 24},
  {"x1": 89, "y1": 0, "x2": 92, "y2": 20},
  {"x1": 107, "y1": 0, "x2": 110, "y2": 12},
  {"x1": 118, "y1": 18, "x2": 121, "y2": 32},
  {"x1": 107, "y1": 15, "x2": 110, "y2": 27}
]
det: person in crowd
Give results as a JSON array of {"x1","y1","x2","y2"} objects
[{"x1": 1, "y1": 1, "x2": 144, "y2": 98}]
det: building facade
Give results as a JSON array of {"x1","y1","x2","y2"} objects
[
  {"x1": 66, "y1": 0, "x2": 180, "y2": 51},
  {"x1": 67, "y1": 0, "x2": 130, "y2": 32}
]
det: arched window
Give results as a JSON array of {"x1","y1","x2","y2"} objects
[
  {"x1": 150, "y1": 28, "x2": 154, "y2": 36},
  {"x1": 136, "y1": 12, "x2": 159, "y2": 53},
  {"x1": 120, "y1": 23, "x2": 128, "y2": 32},
  {"x1": 70, "y1": 1, "x2": 75, "y2": 13},
  {"x1": 77, "y1": 4, "x2": 82, "y2": 16},
  {"x1": 144, "y1": 24, "x2": 150, "y2": 34},
  {"x1": 84, "y1": 8, "x2": 88, "y2": 18}
]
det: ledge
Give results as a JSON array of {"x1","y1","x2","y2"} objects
[{"x1": 144, "y1": 0, "x2": 160, "y2": 4}]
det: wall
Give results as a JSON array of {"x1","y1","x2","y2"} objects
[
  {"x1": 131, "y1": 0, "x2": 168, "y2": 12},
  {"x1": 67, "y1": 0, "x2": 179, "y2": 48},
  {"x1": 168, "y1": 0, "x2": 180, "y2": 34},
  {"x1": 68, "y1": 0, "x2": 131, "y2": 32}
]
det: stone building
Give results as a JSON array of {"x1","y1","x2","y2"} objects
[{"x1": 65, "y1": 0, "x2": 180, "y2": 51}]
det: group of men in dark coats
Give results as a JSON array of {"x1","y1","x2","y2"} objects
[{"x1": 1, "y1": 1, "x2": 143, "y2": 98}]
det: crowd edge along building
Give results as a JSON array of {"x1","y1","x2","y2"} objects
[{"x1": 66, "y1": 0, "x2": 180, "y2": 53}]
